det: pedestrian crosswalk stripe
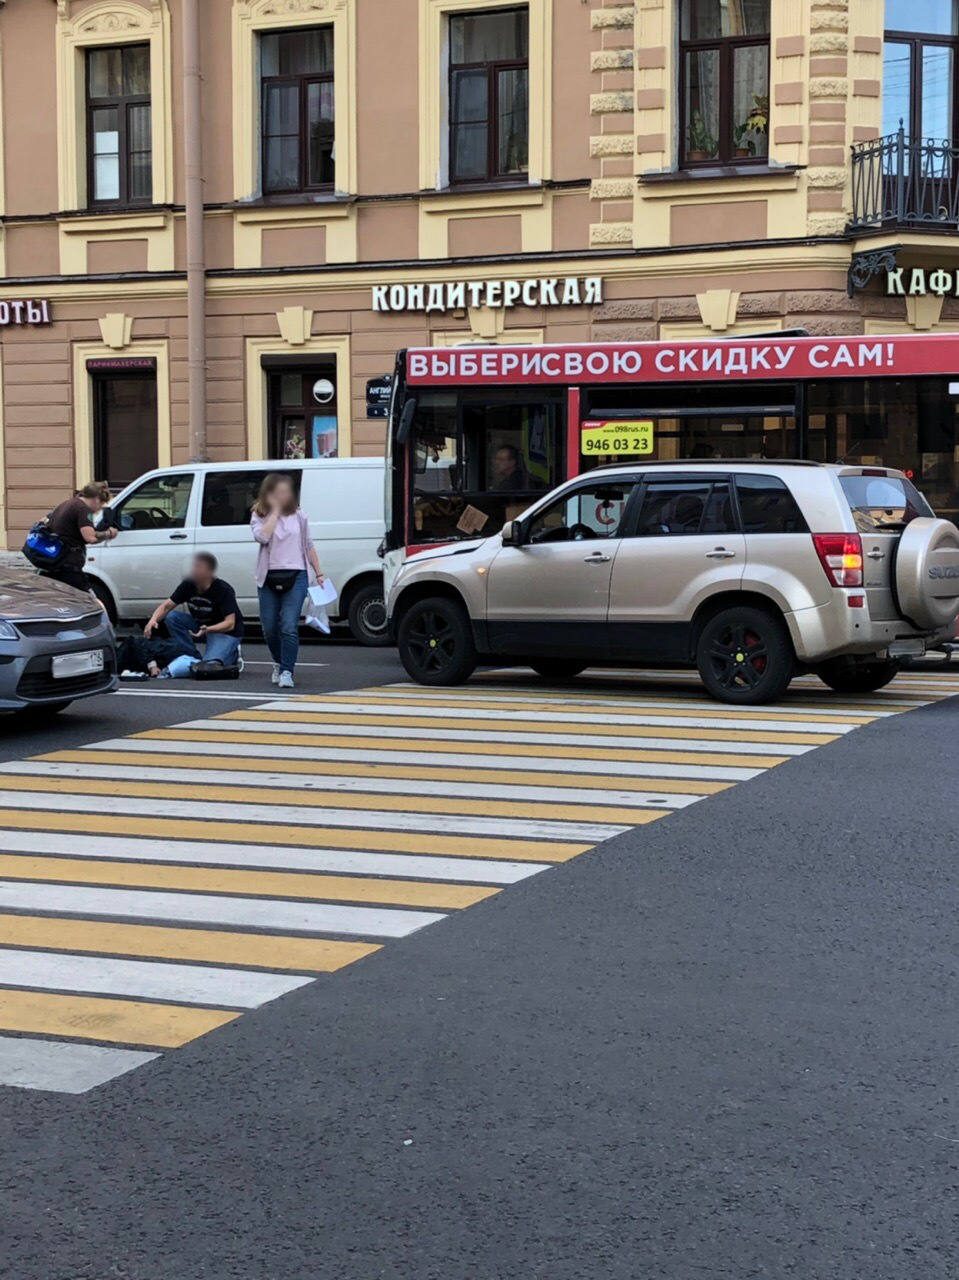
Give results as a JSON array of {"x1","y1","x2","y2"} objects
[
  {"x1": 0, "y1": 949, "x2": 314, "y2": 1009},
  {"x1": 2, "y1": 666, "x2": 957, "y2": 1095},
  {"x1": 0, "y1": 770, "x2": 675, "y2": 826},
  {"x1": 0, "y1": 855, "x2": 500, "y2": 911},
  {"x1": 0, "y1": 881, "x2": 447, "y2": 939},
  {"x1": 0, "y1": 988, "x2": 238, "y2": 1049},
  {"x1": 3, "y1": 759, "x2": 706, "y2": 811},
  {"x1": 224, "y1": 708, "x2": 839, "y2": 746},
  {"x1": 36, "y1": 749, "x2": 733, "y2": 797},
  {"x1": 158, "y1": 720, "x2": 805, "y2": 757},
  {"x1": 0, "y1": 914, "x2": 379, "y2": 972}
]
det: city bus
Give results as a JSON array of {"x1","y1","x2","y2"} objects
[{"x1": 382, "y1": 332, "x2": 959, "y2": 584}]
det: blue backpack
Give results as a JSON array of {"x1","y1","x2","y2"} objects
[{"x1": 22, "y1": 519, "x2": 68, "y2": 570}]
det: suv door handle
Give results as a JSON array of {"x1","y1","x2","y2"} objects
[
  {"x1": 583, "y1": 552, "x2": 611, "y2": 564},
  {"x1": 169, "y1": 533, "x2": 189, "y2": 541},
  {"x1": 866, "y1": 549, "x2": 886, "y2": 560},
  {"x1": 706, "y1": 548, "x2": 736, "y2": 559}
]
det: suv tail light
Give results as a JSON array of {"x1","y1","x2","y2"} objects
[{"x1": 812, "y1": 533, "x2": 863, "y2": 587}]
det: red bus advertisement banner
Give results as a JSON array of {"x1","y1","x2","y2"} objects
[{"x1": 405, "y1": 334, "x2": 959, "y2": 386}]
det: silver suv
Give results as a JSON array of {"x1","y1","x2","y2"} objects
[{"x1": 389, "y1": 462, "x2": 959, "y2": 704}]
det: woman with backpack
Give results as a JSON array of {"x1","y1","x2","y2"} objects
[
  {"x1": 28, "y1": 481, "x2": 117, "y2": 596},
  {"x1": 250, "y1": 473, "x2": 324, "y2": 689}
]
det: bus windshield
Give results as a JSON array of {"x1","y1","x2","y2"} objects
[{"x1": 409, "y1": 390, "x2": 562, "y2": 544}]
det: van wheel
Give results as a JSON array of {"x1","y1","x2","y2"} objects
[
  {"x1": 816, "y1": 658, "x2": 900, "y2": 694},
  {"x1": 530, "y1": 659, "x2": 587, "y2": 680},
  {"x1": 89, "y1": 580, "x2": 117, "y2": 625},
  {"x1": 696, "y1": 606, "x2": 793, "y2": 705},
  {"x1": 398, "y1": 597, "x2": 476, "y2": 686},
  {"x1": 347, "y1": 580, "x2": 389, "y2": 648}
]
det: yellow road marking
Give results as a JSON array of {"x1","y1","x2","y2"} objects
[
  {"x1": 0, "y1": 988, "x2": 237, "y2": 1048},
  {"x1": 316, "y1": 694, "x2": 878, "y2": 725},
  {"x1": 0, "y1": 913, "x2": 379, "y2": 972},
  {"x1": 0, "y1": 855, "x2": 499, "y2": 910},
  {"x1": 137, "y1": 729, "x2": 788, "y2": 770},
  {"x1": 0, "y1": 809, "x2": 587, "y2": 863},
  {"x1": 39, "y1": 751, "x2": 731, "y2": 796},
  {"x1": 224, "y1": 709, "x2": 837, "y2": 746},
  {"x1": 0, "y1": 776, "x2": 667, "y2": 827}
]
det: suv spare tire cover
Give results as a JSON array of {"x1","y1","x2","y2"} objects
[{"x1": 895, "y1": 517, "x2": 959, "y2": 630}]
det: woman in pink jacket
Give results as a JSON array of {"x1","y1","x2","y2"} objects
[{"x1": 250, "y1": 473, "x2": 324, "y2": 688}]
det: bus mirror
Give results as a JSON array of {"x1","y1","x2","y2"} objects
[
  {"x1": 396, "y1": 398, "x2": 417, "y2": 445},
  {"x1": 501, "y1": 520, "x2": 525, "y2": 547}
]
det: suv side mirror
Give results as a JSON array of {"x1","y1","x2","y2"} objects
[{"x1": 501, "y1": 520, "x2": 525, "y2": 547}]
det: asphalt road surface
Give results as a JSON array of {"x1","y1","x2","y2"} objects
[{"x1": 1, "y1": 648, "x2": 958, "y2": 1280}]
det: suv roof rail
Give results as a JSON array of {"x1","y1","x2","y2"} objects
[{"x1": 592, "y1": 458, "x2": 824, "y2": 469}]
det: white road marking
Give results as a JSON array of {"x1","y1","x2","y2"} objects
[
  {"x1": 0, "y1": 881, "x2": 445, "y2": 939},
  {"x1": 174, "y1": 717, "x2": 810, "y2": 756},
  {"x1": 254, "y1": 699, "x2": 859, "y2": 735},
  {"x1": 86, "y1": 736, "x2": 767, "y2": 781},
  {"x1": 0, "y1": 1035, "x2": 159, "y2": 1094},
  {"x1": 0, "y1": 830, "x2": 548, "y2": 885},
  {"x1": 0, "y1": 789, "x2": 626, "y2": 843},
  {"x1": 1, "y1": 761, "x2": 702, "y2": 811},
  {"x1": 0, "y1": 949, "x2": 313, "y2": 1008},
  {"x1": 115, "y1": 690, "x2": 312, "y2": 701}
]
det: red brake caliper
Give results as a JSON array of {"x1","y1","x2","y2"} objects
[{"x1": 745, "y1": 630, "x2": 766, "y2": 674}]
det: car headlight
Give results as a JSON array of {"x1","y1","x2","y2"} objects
[{"x1": 0, "y1": 620, "x2": 17, "y2": 640}]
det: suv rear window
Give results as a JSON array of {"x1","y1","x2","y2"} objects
[
  {"x1": 839, "y1": 473, "x2": 934, "y2": 532},
  {"x1": 735, "y1": 475, "x2": 808, "y2": 533}
]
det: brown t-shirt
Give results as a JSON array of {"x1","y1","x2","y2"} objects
[{"x1": 46, "y1": 497, "x2": 94, "y2": 569}]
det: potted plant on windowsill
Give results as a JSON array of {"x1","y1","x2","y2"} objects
[
  {"x1": 733, "y1": 123, "x2": 751, "y2": 158},
  {"x1": 736, "y1": 94, "x2": 769, "y2": 159},
  {"x1": 686, "y1": 112, "x2": 717, "y2": 163}
]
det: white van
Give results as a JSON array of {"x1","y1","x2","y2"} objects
[{"x1": 85, "y1": 458, "x2": 388, "y2": 646}]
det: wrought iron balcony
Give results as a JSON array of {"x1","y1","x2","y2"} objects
[{"x1": 849, "y1": 125, "x2": 959, "y2": 232}]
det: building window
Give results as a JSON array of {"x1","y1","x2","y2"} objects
[
  {"x1": 92, "y1": 368, "x2": 158, "y2": 490},
  {"x1": 680, "y1": 0, "x2": 770, "y2": 167},
  {"x1": 883, "y1": 2, "x2": 958, "y2": 141},
  {"x1": 449, "y1": 7, "x2": 529, "y2": 183},
  {"x1": 260, "y1": 27, "x2": 335, "y2": 194},
  {"x1": 267, "y1": 367, "x2": 339, "y2": 459},
  {"x1": 86, "y1": 44, "x2": 152, "y2": 206}
]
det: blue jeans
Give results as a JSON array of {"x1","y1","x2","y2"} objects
[
  {"x1": 165, "y1": 609, "x2": 241, "y2": 667},
  {"x1": 258, "y1": 570, "x2": 308, "y2": 674}
]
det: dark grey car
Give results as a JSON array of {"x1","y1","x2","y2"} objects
[{"x1": 0, "y1": 570, "x2": 118, "y2": 715}]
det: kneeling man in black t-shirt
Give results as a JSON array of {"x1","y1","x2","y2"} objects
[{"x1": 144, "y1": 552, "x2": 244, "y2": 668}]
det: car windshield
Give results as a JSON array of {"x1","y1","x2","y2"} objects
[{"x1": 839, "y1": 473, "x2": 934, "y2": 532}]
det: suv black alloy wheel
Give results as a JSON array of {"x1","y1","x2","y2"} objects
[
  {"x1": 398, "y1": 597, "x2": 477, "y2": 686},
  {"x1": 696, "y1": 605, "x2": 794, "y2": 705}
]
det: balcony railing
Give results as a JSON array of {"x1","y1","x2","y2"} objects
[{"x1": 849, "y1": 126, "x2": 959, "y2": 231}]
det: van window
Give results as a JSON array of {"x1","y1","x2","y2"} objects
[
  {"x1": 839, "y1": 473, "x2": 934, "y2": 532},
  {"x1": 201, "y1": 469, "x2": 301, "y2": 527},
  {"x1": 735, "y1": 475, "x2": 809, "y2": 534},
  {"x1": 115, "y1": 472, "x2": 194, "y2": 531}
]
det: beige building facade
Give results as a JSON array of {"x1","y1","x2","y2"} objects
[{"x1": 0, "y1": 0, "x2": 955, "y2": 543}]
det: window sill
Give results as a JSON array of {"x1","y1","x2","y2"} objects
[
  {"x1": 641, "y1": 164, "x2": 801, "y2": 185},
  {"x1": 234, "y1": 192, "x2": 354, "y2": 209}
]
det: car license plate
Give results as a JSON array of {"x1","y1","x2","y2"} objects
[
  {"x1": 51, "y1": 650, "x2": 105, "y2": 679},
  {"x1": 889, "y1": 639, "x2": 926, "y2": 658}
]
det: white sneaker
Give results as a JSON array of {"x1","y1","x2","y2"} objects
[
  {"x1": 278, "y1": 670, "x2": 294, "y2": 689},
  {"x1": 271, "y1": 663, "x2": 281, "y2": 684}
]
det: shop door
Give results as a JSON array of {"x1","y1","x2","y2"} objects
[
  {"x1": 268, "y1": 368, "x2": 338, "y2": 459},
  {"x1": 93, "y1": 372, "x2": 158, "y2": 491}
]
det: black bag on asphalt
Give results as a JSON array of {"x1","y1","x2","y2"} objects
[{"x1": 191, "y1": 659, "x2": 241, "y2": 681}]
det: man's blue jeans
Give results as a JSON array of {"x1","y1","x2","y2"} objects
[
  {"x1": 165, "y1": 609, "x2": 240, "y2": 667},
  {"x1": 257, "y1": 570, "x2": 308, "y2": 674}
]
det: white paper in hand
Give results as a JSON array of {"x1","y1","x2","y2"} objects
[{"x1": 309, "y1": 579, "x2": 338, "y2": 607}]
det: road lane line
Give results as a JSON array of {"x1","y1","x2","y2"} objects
[
  {"x1": 0, "y1": 855, "x2": 501, "y2": 911},
  {"x1": 0, "y1": 1035, "x2": 158, "y2": 1094},
  {"x1": 0, "y1": 809, "x2": 587, "y2": 862},
  {"x1": 39, "y1": 748, "x2": 732, "y2": 796},
  {"x1": 0, "y1": 831, "x2": 547, "y2": 886},
  {"x1": 0, "y1": 882, "x2": 447, "y2": 938},
  {"x1": 0, "y1": 914, "x2": 380, "y2": 972},
  {"x1": 0, "y1": 788, "x2": 635, "y2": 843},
  {"x1": 0, "y1": 988, "x2": 238, "y2": 1048},
  {"x1": 0, "y1": 949, "x2": 313, "y2": 1008}
]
